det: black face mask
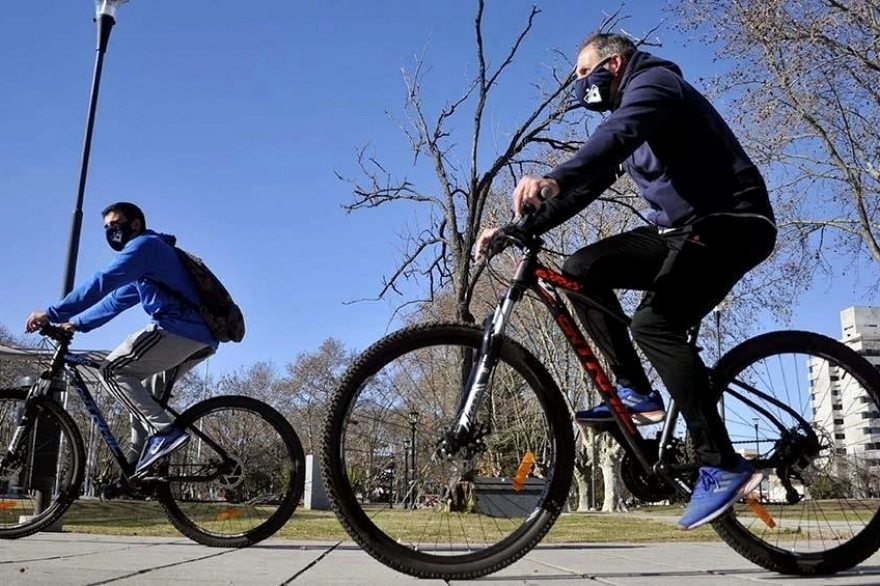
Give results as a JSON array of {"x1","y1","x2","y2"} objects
[
  {"x1": 105, "y1": 221, "x2": 135, "y2": 251},
  {"x1": 574, "y1": 57, "x2": 614, "y2": 112}
]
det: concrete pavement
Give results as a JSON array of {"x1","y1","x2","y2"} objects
[{"x1": 4, "y1": 532, "x2": 880, "y2": 585}]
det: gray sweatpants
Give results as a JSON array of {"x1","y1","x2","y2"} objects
[{"x1": 98, "y1": 323, "x2": 213, "y2": 463}]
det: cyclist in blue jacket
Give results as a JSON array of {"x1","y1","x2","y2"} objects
[
  {"x1": 477, "y1": 33, "x2": 776, "y2": 529},
  {"x1": 25, "y1": 202, "x2": 219, "y2": 478}
]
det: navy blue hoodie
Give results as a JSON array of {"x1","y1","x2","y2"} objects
[
  {"x1": 46, "y1": 230, "x2": 219, "y2": 349},
  {"x1": 532, "y1": 51, "x2": 775, "y2": 233}
]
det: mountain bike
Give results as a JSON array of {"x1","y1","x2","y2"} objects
[
  {"x1": 321, "y1": 214, "x2": 880, "y2": 579},
  {"x1": 0, "y1": 324, "x2": 305, "y2": 547}
]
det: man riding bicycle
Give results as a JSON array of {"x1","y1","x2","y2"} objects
[
  {"x1": 25, "y1": 202, "x2": 219, "y2": 478},
  {"x1": 477, "y1": 33, "x2": 776, "y2": 529}
]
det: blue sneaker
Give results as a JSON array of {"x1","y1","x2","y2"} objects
[
  {"x1": 678, "y1": 457, "x2": 763, "y2": 530},
  {"x1": 575, "y1": 387, "x2": 665, "y2": 425},
  {"x1": 134, "y1": 425, "x2": 190, "y2": 475}
]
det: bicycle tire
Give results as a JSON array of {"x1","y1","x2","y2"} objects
[
  {"x1": 0, "y1": 387, "x2": 85, "y2": 539},
  {"x1": 154, "y1": 395, "x2": 305, "y2": 547},
  {"x1": 711, "y1": 330, "x2": 880, "y2": 575},
  {"x1": 321, "y1": 322, "x2": 575, "y2": 579}
]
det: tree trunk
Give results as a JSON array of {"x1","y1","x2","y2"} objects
[{"x1": 600, "y1": 435, "x2": 626, "y2": 512}]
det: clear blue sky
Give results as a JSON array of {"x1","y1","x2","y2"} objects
[{"x1": 1, "y1": 0, "x2": 876, "y2": 377}]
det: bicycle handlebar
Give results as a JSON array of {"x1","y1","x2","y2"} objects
[
  {"x1": 483, "y1": 186, "x2": 553, "y2": 260},
  {"x1": 39, "y1": 323, "x2": 74, "y2": 344}
]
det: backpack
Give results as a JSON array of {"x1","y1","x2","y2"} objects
[{"x1": 151, "y1": 246, "x2": 246, "y2": 343}]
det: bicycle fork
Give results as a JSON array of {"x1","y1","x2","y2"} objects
[
  {"x1": 440, "y1": 288, "x2": 522, "y2": 460},
  {"x1": 0, "y1": 381, "x2": 52, "y2": 477}
]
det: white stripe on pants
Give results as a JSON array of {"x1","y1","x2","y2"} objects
[{"x1": 99, "y1": 323, "x2": 212, "y2": 462}]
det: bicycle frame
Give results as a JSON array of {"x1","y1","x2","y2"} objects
[
  {"x1": 455, "y1": 235, "x2": 814, "y2": 497},
  {"x1": 9, "y1": 330, "x2": 230, "y2": 484},
  {"x1": 454, "y1": 239, "x2": 695, "y2": 496}
]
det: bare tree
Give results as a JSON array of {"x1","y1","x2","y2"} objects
[
  {"x1": 215, "y1": 361, "x2": 283, "y2": 405},
  {"x1": 279, "y1": 338, "x2": 354, "y2": 456},
  {"x1": 672, "y1": 0, "x2": 880, "y2": 290},
  {"x1": 336, "y1": 1, "x2": 624, "y2": 324},
  {"x1": 0, "y1": 325, "x2": 42, "y2": 388}
]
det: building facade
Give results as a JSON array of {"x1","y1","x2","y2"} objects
[{"x1": 810, "y1": 306, "x2": 880, "y2": 490}]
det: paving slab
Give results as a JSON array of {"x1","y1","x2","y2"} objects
[{"x1": 3, "y1": 533, "x2": 880, "y2": 585}]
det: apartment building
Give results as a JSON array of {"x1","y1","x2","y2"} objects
[{"x1": 810, "y1": 306, "x2": 880, "y2": 477}]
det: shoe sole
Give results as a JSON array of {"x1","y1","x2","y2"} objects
[
  {"x1": 134, "y1": 434, "x2": 190, "y2": 476},
  {"x1": 678, "y1": 471, "x2": 764, "y2": 531},
  {"x1": 576, "y1": 410, "x2": 666, "y2": 426}
]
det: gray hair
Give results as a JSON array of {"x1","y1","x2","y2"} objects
[{"x1": 578, "y1": 32, "x2": 637, "y2": 60}]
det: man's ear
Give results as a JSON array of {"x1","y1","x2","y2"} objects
[
  {"x1": 611, "y1": 54, "x2": 626, "y2": 77},
  {"x1": 131, "y1": 218, "x2": 144, "y2": 233}
]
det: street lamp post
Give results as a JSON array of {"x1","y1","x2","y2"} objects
[
  {"x1": 63, "y1": 0, "x2": 128, "y2": 293},
  {"x1": 402, "y1": 439, "x2": 410, "y2": 508},
  {"x1": 409, "y1": 410, "x2": 420, "y2": 509},
  {"x1": 713, "y1": 302, "x2": 726, "y2": 419},
  {"x1": 753, "y1": 418, "x2": 763, "y2": 501},
  {"x1": 30, "y1": 0, "x2": 129, "y2": 520}
]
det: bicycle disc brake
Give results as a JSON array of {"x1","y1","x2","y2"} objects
[
  {"x1": 0, "y1": 453, "x2": 23, "y2": 484},
  {"x1": 217, "y1": 456, "x2": 244, "y2": 490},
  {"x1": 436, "y1": 421, "x2": 491, "y2": 460}
]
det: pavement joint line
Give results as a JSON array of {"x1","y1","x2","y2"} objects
[
  {"x1": 278, "y1": 541, "x2": 343, "y2": 585},
  {"x1": 0, "y1": 537, "x2": 187, "y2": 565},
  {"x1": 82, "y1": 547, "x2": 237, "y2": 586}
]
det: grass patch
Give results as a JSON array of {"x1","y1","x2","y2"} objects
[
  {"x1": 54, "y1": 498, "x2": 880, "y2": 544},
  {"x1": 57, "y1": 499, "x2": 714, "y2": 543}
]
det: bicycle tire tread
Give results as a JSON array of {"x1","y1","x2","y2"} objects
[
  {"x1": 154, "y1": 394, "x2": 305, "y2": 548},
  {"x1": 321, "y1": 321, "x2": 575, "y2": 579}
]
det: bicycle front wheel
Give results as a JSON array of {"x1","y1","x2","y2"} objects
[
  {"x1": 321, "y1": 322, "x2": 575, "y2": 580},
  {"x1": 711, "y1": 330, "x2": 880, "y2": 575},
  {"x1": 0, "y1": 387, "x2": 84, "y2": 539},
  {"x1": 154, "y1": 395, "x2": 305, "y2": 547}
]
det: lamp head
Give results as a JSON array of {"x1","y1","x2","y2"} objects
[{"x1": 94, "y1": 0, "x2": 129, "y2": 18}]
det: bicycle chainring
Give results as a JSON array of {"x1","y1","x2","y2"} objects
[{"x1": 620, "y1": 438, "x2": 691, "y2": 503}]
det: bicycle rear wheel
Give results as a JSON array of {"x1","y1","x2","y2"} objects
[
  {"x1": 0, "y1": 387, "x2": 84, "y2": 539},
  {"x1": 321, "y1": 322, "x2": 575, "y2": 580},
  {"x1": 711, "y1": 330, "x2": 880, "y2": 574},
  {"x1": 153, "y1": 395, "x2": 305, "y2": 547}
]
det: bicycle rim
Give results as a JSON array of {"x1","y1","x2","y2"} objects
[{"x1": 321, "y1": 322, "x2": 575, "y2": 580}]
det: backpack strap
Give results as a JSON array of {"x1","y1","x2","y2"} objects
[{"x1": 144, "y1": 276, "x2": 202, "y2": 313}]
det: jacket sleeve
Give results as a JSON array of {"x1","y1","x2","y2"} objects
[
  {"x1": 544, "y1": 69, "x2": 682, "y2": 193},
  {"x1": 70, "y1": 283, "x2": 140, "y2": 332},
  {"x1": 46, "y1": 240, "x2": 153, "y2": 323},
  {"x1": 526, "y1": 170, "x2": 619, "y2": 235}
]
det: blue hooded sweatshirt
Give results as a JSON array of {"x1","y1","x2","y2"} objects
[
  {"x1": 531, "y1": 50, "x2": 775, "y2": 233},
  {"x1": 46, "y1": 230, "x2": 219, "y2": 349}
]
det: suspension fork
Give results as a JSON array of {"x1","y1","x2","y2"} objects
[
  {"x1": 0, "y1": 379, "x2": 58, "y2": 472},
  {"x1": 1, "y1": 336, "x2": 71, "y2": 473},
  {"x1": 450, "y1": 255, "x2": 534, "y2": 439}
]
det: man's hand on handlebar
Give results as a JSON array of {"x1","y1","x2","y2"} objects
[
  {"x1": 474, "y1": 227, "x2": 500, "y2": 262},
  {"x1": 512, "y1": 176, "x2": 560, "y2": 218},
  {"x1": 25, "y1": 310, "x2": 75, "y2": 336},
  {"x1": 25, "y1": 310, "x2": 49, "y2": 333},
  {"x1": 474, "y1": 175, "x2": 559, "y2": 261}
]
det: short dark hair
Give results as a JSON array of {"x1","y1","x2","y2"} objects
[
  {"x1": 578, "y1": 32, "x2": 637, "y2": 61},
  {"x1": 101, "y1": 202, "x2": 146, "y2": 228}
]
